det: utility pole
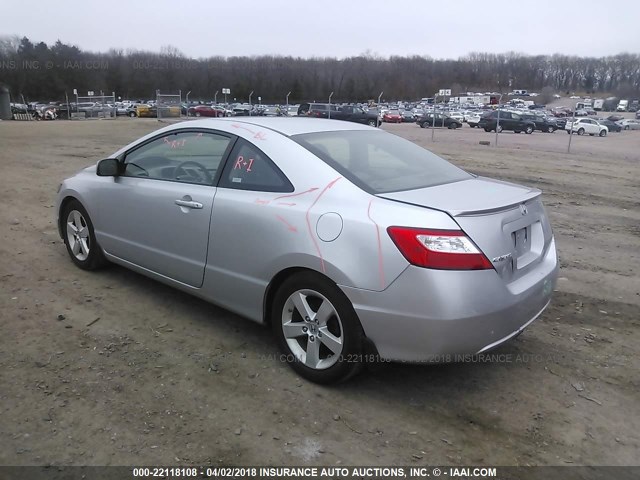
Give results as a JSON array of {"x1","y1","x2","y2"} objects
[{"x1": 328, "y1": 91, "x2": 334, "y2": 119}]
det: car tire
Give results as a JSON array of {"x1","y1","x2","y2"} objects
[
  {"x1": 496, "y1": 125, "x2": 503, "y2": 133},
  {"x1": 484, "y1": 128, "x2": 491, "y2": 132},
  {"x1": 450, "y1": 123, "x2": 459, "y2": 129},
  {"x1": 514, "y1": 130, "x2": 521, "y2": 134},
  {"x1": 577, "y1": 128, "x2": 585, "y2": 135},
  {"x1": 271, "y1": 272, "x2": 365, "y2": 384},
  {"x1": 195, "y1": 112, "x2": 201, "y2": 117},
  {"x1": 525, "y1": 126, "x2": 534, "y2": 134},
  {"x1": 419, "y1": 122, "x2": 426, "y2": 128},
  {"x1": 624, "y1": 126, "x2": 629, "y2": 130},
  {"x1": 599, "y1": 130, "x2": 607, "y2": 137},
  {"x1": 547, "y1": 126, "x2": 554, "y2": 133},
  {"x1": 367, "y1": 119, "x2": 377, "y2": 127},
  {"x1": 129, "y1": 111, "x2": 136, "y2": 118},
  {"x1": 61, "y1": 199, "x2": 108, "y2": 271}
]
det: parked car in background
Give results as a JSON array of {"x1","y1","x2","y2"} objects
[
  {"x1": 594, "y1": 119, "x2": 621, "y2": 132},
  {"x1": 189, "y1": 105, "x2": 225, "y2": 117},
  {"x1": 478, "y1": 111, "x2": 536, "y2": 134},
  {"x1": 416, "y1": 113, "x2": 462, "y2": 129},
  {"x1": 448, "y1": 112, "x2": 464, "y2": 123},
  {"x1": 383, "y1": 110, "x2": 403, "y2": 123},
  {"x1": 565, "y1": 118, "x2": 608, "y2": 136},
  {"x1": 520, "y1": 113, "x2": 558, "y2": 133},
  {"x1": 400, "y1": 110, "x2": 416, "y2": 122},
  {"x1": 116, "y1": 104, "x2": 137, "y2": 117},
  {"x1": 616, "y1": 119, "x2": 640, "y2": 130},
  {"x1": 466, "y1": 112, "x2": 482, "y2": 128},
  {"x1": 298, "y1": 103, "x2": 378, "y2": 126},
  {"x1": 56, "y1": 117, "x2": 558, "y2": 383}
]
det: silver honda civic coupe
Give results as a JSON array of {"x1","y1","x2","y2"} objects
[{"x1": 56, "y1": 117, "x2": 558, "y2": 383}]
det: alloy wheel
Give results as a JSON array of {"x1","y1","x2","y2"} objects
[
  {"x1": 281, "y1": 289, "x2": 344, "y2": 370},
  {"x1": 66, "y1": 210, "x2": 90, "y2": 261}
]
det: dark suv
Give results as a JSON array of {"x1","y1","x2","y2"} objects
[
  {"x1": 520, "y1": 113, "x2": 559, "y2": 133},
  {"x1": 478, "y1": 110, "x2": 536, "y2": 134},
  {"x1": 298, "y1": 103, "x2": 378, "y2": 126},
  {"x1": 415, "y1": 112, "x2": 462, "y2": 129}
]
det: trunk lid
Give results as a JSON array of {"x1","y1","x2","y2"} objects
[{"x1": 379, "y1": 177, "x2": 554, "y2": 283}]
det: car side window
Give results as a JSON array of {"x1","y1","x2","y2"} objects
[
  {"x1": 219, "y1": 139, "x2": 293, "y2": 192},
  {"x1": 123, "y1": 131, "x2": 232, "y2": 185}
]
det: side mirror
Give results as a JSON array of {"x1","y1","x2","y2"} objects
[{"x1": 97, "y1": 158, "x2": 121, "y2": 177}]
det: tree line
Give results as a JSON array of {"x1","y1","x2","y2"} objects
[{"x1": 1, "y1": 36, "x2": 638, "y2": 103}]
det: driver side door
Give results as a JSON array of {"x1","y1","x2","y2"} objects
[{"x1": 96, "y1": 130, "x2": 235, "y2": 287}]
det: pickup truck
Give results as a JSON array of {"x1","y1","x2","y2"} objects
[{"x1": 298, "y1": 103, "x2": 378, "y2": 126}]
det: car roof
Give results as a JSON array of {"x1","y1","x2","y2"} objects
[{"x1": 164, "y1": 117, "x2": 373, "y2": 136}]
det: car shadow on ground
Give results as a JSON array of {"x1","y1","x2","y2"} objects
[{"x1": 94, "y1": 262, "x2": 540, "y2": 397}]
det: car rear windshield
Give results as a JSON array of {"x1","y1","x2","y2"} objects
[{"x1": 292, "y1": 130, "x2": 471, "y2": 193}]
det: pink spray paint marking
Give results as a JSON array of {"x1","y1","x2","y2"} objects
[
  {"x1": 367, "y1": 199, "x2": 386, "y2": 290},
  {"x1": 274, "y1": 187, "x2": 319, "y2": 201},
  {"x1": 254, "y1": 131, "x2": 267, "y2": 141},
  {"x1": 254, "y1": 199, "x2": 270, "y2": 205},
  {"x1": 163, "y1": 137, "x2": 186, "y2": 149},
  {"x1": 277, "y1": 202, "x2": 296, "y2": 207},
  {"x1": 231, "y1": 124, "x2": 257, "y2": 135},
  {"x1": 305, "y1": 177, "x2": 342, "y2": 273},
  {"x1": 276, "y1": 215, "x2": 298, "y2": 232}
]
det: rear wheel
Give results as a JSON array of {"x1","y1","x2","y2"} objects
[
  {"x1": 547, "y1": 125, "x2": 555, "y2": 133},
  {"x1": 496, "y1": 125, "x2": 503, "y2": 133},
  {"x1": 271, "y1": 272, "x2": 365, "y2": 384},
  {"x1": 195, "y1": 111, "x2": 201, "y2": 117},
  {"x1": 624, "y1": 126, "x2": 629, "y2": 130},
  {"x1": 128, "y1": 111, "x2": 136, "y2": 118},
  {"x1": 420, "y1": 122, "x2": 426, "y2": 128},
  {"x1": 484, "y1": 127, "x2": 491, "y2": 132}
]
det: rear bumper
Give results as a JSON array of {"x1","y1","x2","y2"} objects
[{"x1": 340, "y1": 238, "x2": 558, "y2": 362}]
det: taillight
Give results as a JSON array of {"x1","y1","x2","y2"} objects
[{"x1": 387, "y1": 227, "x2": 493, "y2": 270}]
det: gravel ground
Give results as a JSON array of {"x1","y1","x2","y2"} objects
[{"x1": 0, "y1": 115, "x2": 638, "y2": 467}]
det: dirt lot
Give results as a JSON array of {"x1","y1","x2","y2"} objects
[{"x1": 0, "y1": 118, "x2": 638, "y2": 467}]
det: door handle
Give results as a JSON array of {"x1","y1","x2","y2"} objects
[{"x1": 175, "y1": 199, "x2": 203, "y2": 209}]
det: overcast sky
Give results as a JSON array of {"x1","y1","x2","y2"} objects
[{"x1": 3, "y1": 0, "x2": 639, "y2": 58}]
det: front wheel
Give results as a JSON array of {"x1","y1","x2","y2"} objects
[
  {"x1": 496, "y1": 125, "x2": 503, "y2": 133},
  {"x1": 484, "y1": 127, "x2": 491, "y2": 132},
  {"x1": 624, "y1": 126, "x2": 629, "y2": 130},
  {"x1": 419, "y1": 122, "x2": 426, "y2": 128},
  {"x1": 547, "y1": 125, "x2": 555, "y2": 133},
  {"x1": 599, "y1": 130, "x2": 607, "y2": 137},
  {"x1": 577, "y1": 128, "x2": 585, "y2": 135},
  {"x1": 525, "y1": 125, "x2": 534, "y2": 134},
  {"x1": 271, "y1": 272, "x2": 365, "y2": 384},
  {"x1": 129, "y1": 111, "x2": 136, "y2": 118},
  {"x1": 367, "y1": 119, "x2": 377, "y2": 127},
  {"x1": 62, "y1": 200, "x2": 107, "y2": 270}
]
